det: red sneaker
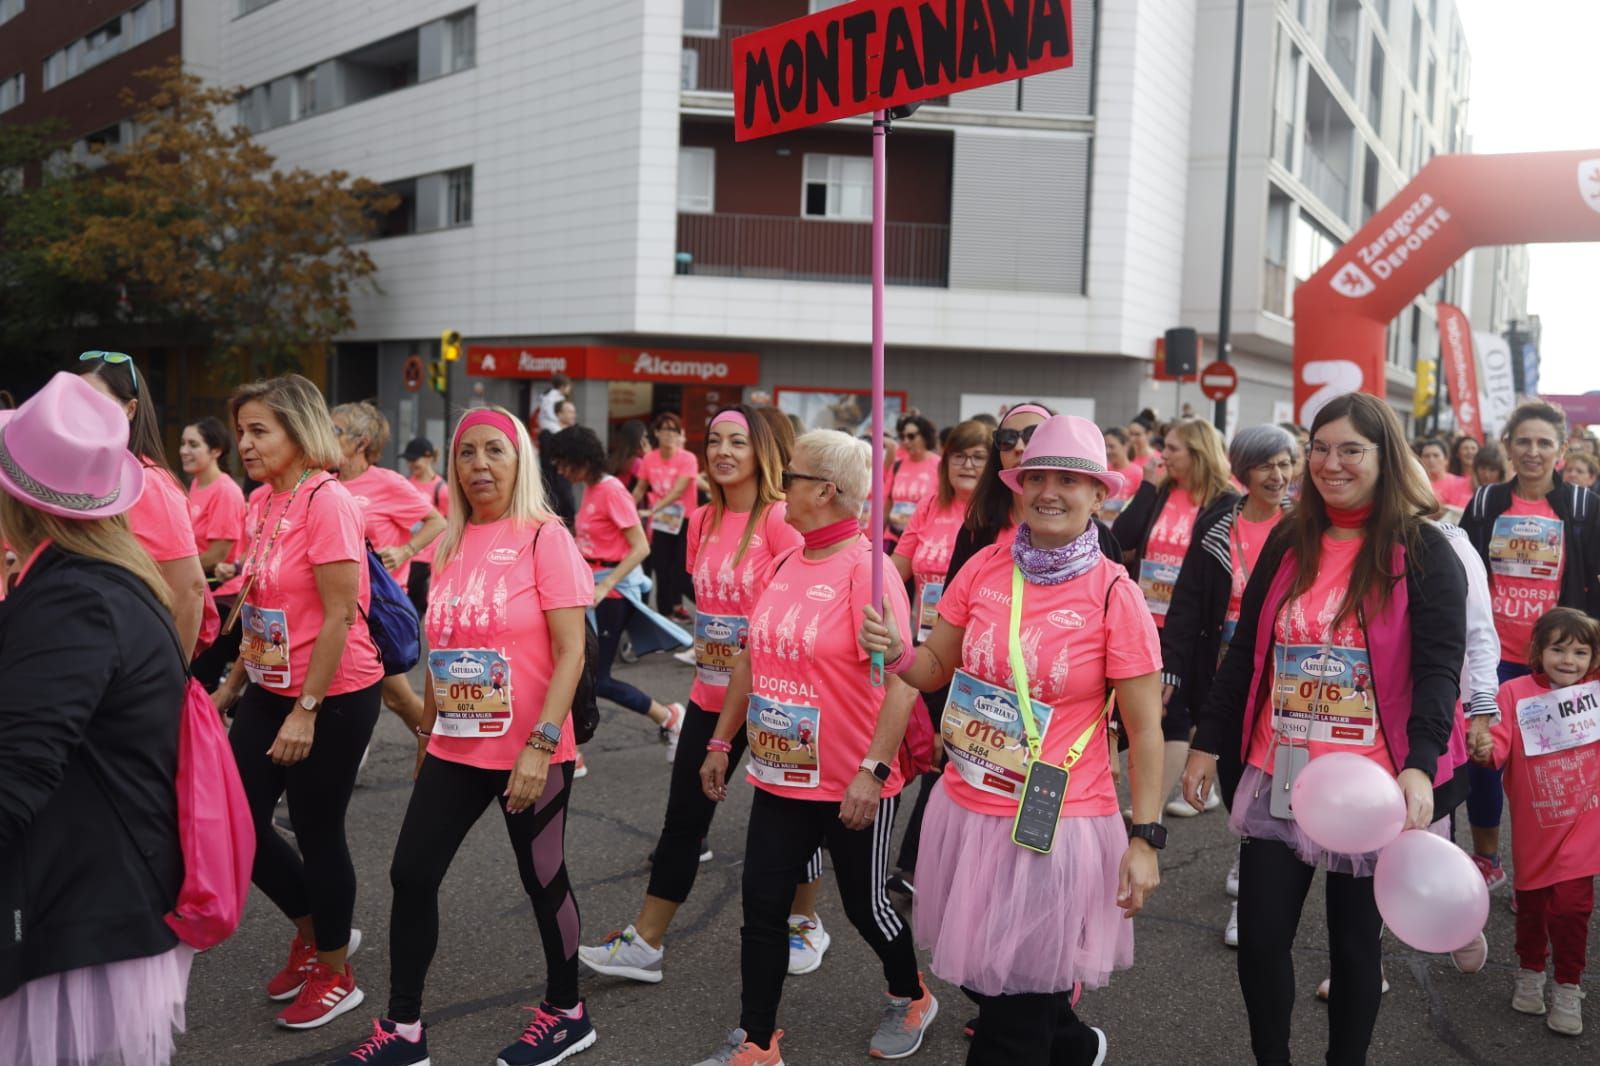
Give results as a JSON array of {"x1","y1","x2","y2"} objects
[
  {"x1": 276, "y1": 961, "x2": 365, "y2": 1030},
  {"x1": 266, "y1": 934, "x2": 317, "y2": 1001}
]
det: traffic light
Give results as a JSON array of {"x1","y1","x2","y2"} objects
[
  {"x1": 441, "y1": 329, "x2": 462, "y2": 363},
  {"x1": 429, "y1": 359, "x2": 448, "y2": 394},
  {"x1": 1413, "y1": 358, "x2": 1437, "y2": 420}
]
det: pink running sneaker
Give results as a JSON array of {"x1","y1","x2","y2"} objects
[{"x1": 1472, "y1": 853, "x2": 1508, "y2": 892}]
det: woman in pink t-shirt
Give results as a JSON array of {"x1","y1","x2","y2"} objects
[
  {"x1": 337, "y1": 408, "x2": 598, "y2": 1066},
  {"x1": 1098, "y1": 425, "x2": 1144, "y2": 524},
  {"x1": 581, "y1": 406, "x2": 834, "y2": 986},
  {"x1": 180, "y1": 416, "x2": 246, "y2": 578},
  {"x1": 331, "y1": 403, "x2": 446, "y2": 743},
  {"x1": 1184, "y1": 393, "x2": 1471, "y2": 1066},
  {"x1": 210, "y1": 374, "x2": 386, "y2": 1032},
  {"x1": 1419, "y1": 437, "x2": 1474, "y2": 514},
  {"x1": 887, "y1": 413, "x2": 940, "y2": 543},
  {"x1": 694, "y1": 430, "x2": 929, "y2": 1066},
  {"x1": 864, "y1": 414, "x2": 1165, "y2": 1063},
  {"x1": 78, "y1": 353, "x2": 209, "y2": 657},
  {"x1": 633, "y1": 412, "x2": 700, "y2": 623}
]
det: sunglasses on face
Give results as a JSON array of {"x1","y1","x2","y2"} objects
[
  {"x1": 79, "y1": 350, "x2": 137, "y2": 390},
  {"x1": 782, "y1": 470, "x2": 834, "y2": 491},
  {"x1": 994, "y1": 424, "x2": 1039, "y2": 451}
]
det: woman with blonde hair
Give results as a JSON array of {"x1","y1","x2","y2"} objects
[
  {"x1": 335, "y1": 406, "x2": 597, "y2": 1066},
  {"x1": 211, "y1": 374, "x2": 386, "y2": 1031},
  {"x1": 0, "y1": 374, "x2": 193, "y2": 1065}
]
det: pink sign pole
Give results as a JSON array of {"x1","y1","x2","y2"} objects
[{"x1": 868, "y1": 109, "x2": 887, "y2": 685}]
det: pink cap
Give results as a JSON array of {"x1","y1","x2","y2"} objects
[
  {"x1": 998, "y1": 415, "x2": 1124, "y2": 496},
  {"x1": 0, "y1": 373, "x2": 146, "y2": 519}
]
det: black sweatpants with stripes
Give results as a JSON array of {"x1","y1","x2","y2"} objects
[{"x1": 739, "y1": 787, "x2": 921, "y2": 1048}]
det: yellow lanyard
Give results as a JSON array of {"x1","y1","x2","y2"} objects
[{"x1": 1007, "y1": 566, "x2": 1109, "y2": 769}]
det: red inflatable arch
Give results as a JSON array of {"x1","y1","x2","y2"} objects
[{"x1": 1294, "y1": 149, "x2": 1600, "y2": 426}]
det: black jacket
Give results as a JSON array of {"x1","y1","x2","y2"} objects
[
  {"x1": 1111, "y1": 480, "x2": 1242, "y2": 580},
  {"x1": 1460, "y1": 480, "x2": 1600, "y2": 620},
  {"x1": 1191, "y1": 522, "x2": 1469, "y2": 815},
  {"x1": 0, "y1": 548, "x2": 186, "y2": 997}
]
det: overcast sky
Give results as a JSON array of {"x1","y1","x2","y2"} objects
[{"x1": 1454, "y1": 0, "x2": 1596, "y2": 395}]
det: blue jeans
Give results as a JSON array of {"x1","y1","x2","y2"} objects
[{"x1": 1466, "y1": 660, "x2": 1532, "y2": 833}]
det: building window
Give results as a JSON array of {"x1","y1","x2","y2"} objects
[
  {"x1": 446, "y1": 167, "x2": 472, "y2": 226},
  {"x1": 1409, "y1": 9, "x2": 1422, "y2": 85},
  {"x1": 802, "y1": 154, "x2": 871, "y2": 221},
  {"x1": 0, "y1": 72, "x2": 23, "y2": 114},
  {"x1": 0, "y1": 0, "x2": 22, "y2": 27},
  {"x1": 683, "y1": 0, "x2": 718, "y2": 37},
  {"x1": 39, "y1": 0, "x2": 175, "y2": 92},
  {"x1": 446, "y1": 9, "x2": 475, "y2": 74},
  {"x1": 678, "y1": 147, "x2": 715, "y2": 213},
  {"x1": 374, "y1": 166, "x2": 473, "y2": 238},
  {"x1": 1292, "y1": 210, "x2": 1340, "y2": 284}
]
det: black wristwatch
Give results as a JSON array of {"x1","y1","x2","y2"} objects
[{"x1": 1129, "y1": 823, "x2": 1168, "y2": 850}]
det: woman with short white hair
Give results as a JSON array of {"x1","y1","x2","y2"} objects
[{"x1": 695, "y1": 430, "x2": 936, "y2": 1065}]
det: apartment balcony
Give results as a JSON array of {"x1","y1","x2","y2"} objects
[
  {"x1": 1301, "y1": 144, "x2": 1350, "y2": 222},
  {"x1": 681, "y1": 25, "x2": 754, "y2": 92},
  {"x1": 1262, "y1": 260, "x2": 1289, "y2": 317},
  {"x1": 1325, "y1": 31, "x2": 1358, "y2": 95},
  {"x1": 675, "y1": 212, "x2": 949, "y2": 288}
]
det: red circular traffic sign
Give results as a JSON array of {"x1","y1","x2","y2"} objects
[
  {"x1": 1198, "y1": 361, "x2": 1238, "y2": 401},
  {"x1": 403, "y1": 355, "x2": 425, "y2": 393}
]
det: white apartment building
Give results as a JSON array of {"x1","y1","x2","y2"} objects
[{"x1": 185, "y1": 0, "x2": 1498, "y2": 454}]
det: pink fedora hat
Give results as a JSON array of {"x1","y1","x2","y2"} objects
[
  {"x1": 999, "y1": 415, "x2": 1124, "y2": 496},
  {"x1": 0, "y1": 372, "x2": 145, "y2": 519}
]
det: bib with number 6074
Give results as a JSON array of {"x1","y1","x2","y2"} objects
[{"x1": 428, "y1": 649, "x2": 513, "y2": 739}]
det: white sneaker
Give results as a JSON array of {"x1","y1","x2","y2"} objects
[
  {"x1": 1549, "y1": 982, "x2": 1584, "y2": 1035},
  {"x1": 674, "y1": 647, "x2": 698, "y2": 666},
  {"x1": 1166, "y1": 785, "x2": 1221, "y2": 818},
  {"x1": 1223, "y1": 902, "x2": 1239, "y2": 948},
  {"x1": 1513, "y1": 969, "x2": 1548, "y2": 1015},
  {"x1": 573, "y1": 752, "x2": 588, "y2": 780},
  {"x1": 662, "y1": 702, "x2": 686, "y2": 763},
  {"x1": 577, "y1": 924, "x2": 664, "y2": 984},
  {"x1": 787, "y1": 914, "x2": 831, "y2": 976},
  {"x1": 1225, "y1": 849, "x2": 1241, "y2": 898}
]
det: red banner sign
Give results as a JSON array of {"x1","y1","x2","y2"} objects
[
  {"x1": 1435, "y1": 302, "x2": 1483, "y2": 442},
  {"x1": 467, "y1": 346, "x2": 589, "y2": 379},
  {"x1": 733, "y1": 0, "x2": 1075, "y2": 141},
  {"x1": 466, "y1": 345, "x2": 760, "y2": 386}
]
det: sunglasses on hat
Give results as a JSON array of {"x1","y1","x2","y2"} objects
[{"x1": 994, "y1": 424, "x2": 1039, "y2": 451}]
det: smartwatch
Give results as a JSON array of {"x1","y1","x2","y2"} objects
[
  {"x1": 859, "y1": 758, "x2": 891, "y2": 784},
  {"x1": 297, "y1": 694, "x2": 320, "y2": 714},
  {"x1": 1129, "y1": 823, "x2": 1168, "y2": 850},
  {"x1": 533, "y1": 722, "x2": 563, "y2": 747}
]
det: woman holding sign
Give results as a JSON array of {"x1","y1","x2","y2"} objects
[
  {"x1": 1460, "y1": 400, "x2": 1600, "y2": 891},
  {"x1": 1182, "y1": 393, "x2": 1469, "y2": 1066},
  {"x1": 336, "y1": 408, "x2": 596, "y2": 1066},
  {"x1": 861, "y1": 415, "x2": 1165, "y2": 1066},
  {"x1": 635, "y1": 412, "x2": 700, "y2": 623},
  {"x1": 696, "y1": 430, "x2": 933, "y2": 1066},
  {"x1": 210, "y1": 375, "x2": 384, "y2": 1032}
]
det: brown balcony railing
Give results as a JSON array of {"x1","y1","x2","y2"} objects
[{"x1": 676, "y1": 212, "x2": 949, "y2": 288}]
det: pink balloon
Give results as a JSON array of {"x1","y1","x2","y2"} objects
[
  {"x1": 1374, "y1": 830, "x2": 1490, "y2": 953},
  {"x1": 1289, "y1": 752, "x2": 1407, "y2": 855}
]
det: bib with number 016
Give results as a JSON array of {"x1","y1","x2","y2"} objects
[
  {"x1": 745, "y1": 693, "x2": 821, "y2": 788},
  {"x1": 651, "y1": 503, "x2": 686, "y2": 536},
  {"x1": 942, "y1": 669, "x2": 1056, "y2": 800},
  {"x1": 1515, "y1": 680, "x2": 1600, "y2": 757},
  {"x1": 239, "y1": 603, "x2": 293, "y2": 689},
  {"x1": 1138, "y1": 559, "x2": 1180, "y2": 617},
  {"x1": 694, "y1": 611, "x2": 747, "y2": 688},
  {"x1": 1488, "y1": 513, "x2": 1564, "y2": 580},
  {"x1": 1271, "y1": 643, "x2": 1376, "y2": 746},
  {"x1": 427, "y1": 649, "x2": 514, "y2": 738},
  {"x1": 917, "y1": 580, "x2": 944, "y2": 644}
]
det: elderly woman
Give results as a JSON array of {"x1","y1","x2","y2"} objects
[
  {"x1": 335, "y1": 407, "x2": 595, "y2": 1066},
  {"x1": 696, "y1": 430, "x2": 933, "y2": 1066},
  {"x1": 862, "y1": 415, "x2": 1165, "y2": 1065},
  {"x1": 211, "y1": 375, "x2": 386, "y2": 1031},
  {"x1": 0, "y1": 374, "x2": 191, "y2": 1065},
  {"x1": 1183, "y1": 393, "x2": 1469, "y2": 1066}
]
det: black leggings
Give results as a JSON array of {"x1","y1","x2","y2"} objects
[
  {"x1": 965, "y1": 987, "x2": 1099, "y2": 1066},
  {"x1": 646, "y1": 527, "x2": 689, "y2": 615},
  {"x1": 387, "y1": 755, "x2": 580, "y2": 1022},
  {"x1": 192, "y1": 599, "x2": 243, "y2": 692},
  {"x1": 405, "y1": 561, "x2": 432, "y2": 619},
  {"x1": 648, "y1": 702, "x2": 747, "y2": 903},
  {"x1": 229, "y1": 682, "x2": 383, "y2": 952},
  {"x1": 593, "y1": 596, "x2": 652, "y2": 715},
  {"x1": 1237, "y1": 837, "x2": 1384, "y2": 1066},
  {"x1": 740, "y1": 788, "x2": 920, "y2": 1049},
  {"x1": 894, "y1": 688, "x2": 946, "y2": 873}
]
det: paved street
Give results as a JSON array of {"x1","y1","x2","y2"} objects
[{"x1": 179, "y1": 652, "x2": 1597, "y2": 1066}]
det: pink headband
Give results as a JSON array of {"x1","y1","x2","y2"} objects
[
  {"x1": 710, "y1": 410, "x2": 750, "y2": 433},
  {"x1": 454, "y1": 409, "x2": 520, "y2": 452},
  {"x1": 1003, "y1": 403, "x2": 1053, "y2": 424}
]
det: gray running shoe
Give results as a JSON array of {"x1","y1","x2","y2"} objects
[{"x1": 868, "y1": 977, "x2": 938, "y2": 1060}]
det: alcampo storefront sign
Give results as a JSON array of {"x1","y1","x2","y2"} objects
[{"x1": 467, "y1": 345, "x2": 760, "y2": 386}]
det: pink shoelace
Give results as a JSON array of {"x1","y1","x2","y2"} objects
[
  {"x1": 349, "y1": 1020, "x2": 403, "y2": 1062},
  {"x1": 517, "y1": 1005, "x2": 562, "y2": 1046}
]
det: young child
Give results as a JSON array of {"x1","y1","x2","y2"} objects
[{"x1": 1471, "y1": 607, "x2": 1600, "y2": 1036}]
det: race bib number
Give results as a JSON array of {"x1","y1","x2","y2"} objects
[
  {"x1": 1516, "y1": 680, "x2": 1600, "y2": 758},
  {"x1": 1488, "y1": 514, "x2": 1564, "y2": 580},
  {"x1": 746, "y1": 693, "x2": 821, "y2": 788},
  {"x1": 942, "y1": 669, "x2": 1055, "y2": 801},
  {"x1": 651, "y1": 503, "x2": 686, "y2": 536},
  {"x1": 694, "y1": 611, "x2": 747, "y2": 688},
  {"x1": 889, "y1": 499, "x2": 917, "y2": 531},
  {"x1": 1138, "y1": 559, "x2": 1180, "y2": 617},
  {"x1": 239, "y1": 604, "x2": 292, "y2": 689},
  {"x1": 1099, "y1": 496, "x2": 1129, "y2": 523},
  {"x1": 917, "y1": 580, "x2": 944, "y2": 644},
  {"x1": 428, "y1": 649, "x2": 513, "y2": 738},
  {"x1": 1271, "y1": 644, "x2": 1376, "y2": 746}
]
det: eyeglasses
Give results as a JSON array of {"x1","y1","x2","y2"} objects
[
  {"x1": 950, "y1": 451, "x2": 989, "y2": 468},
  {"x1": 1308, "y1": 442, "x2": 1379, "y2": 464},
  {"x1": 1253, "y1": 459, "x2": 1295, "y2": 475},
  {"x1": 994, "y1": 424, "x2": 1039, "y2": 451},
  {"x1": 782, "y1": 470, "x2": 834, "y2": 491},
  {"x1": 79, "y1": 350, "x2": 137, "y2": 390},
  {"x1": 898, "y1": 432, "x2": 920, "y2": 441}
]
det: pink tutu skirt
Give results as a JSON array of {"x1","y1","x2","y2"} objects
[
  {"x1": 0, "y1": 945, "x2": 193, "y2": 1066},
  {"x1": 1229, "y1": 765, "x2": 1380, "y2": 876},
  {"x1": 913, "y1": 779, "x2": 1133, "y2": 996}
]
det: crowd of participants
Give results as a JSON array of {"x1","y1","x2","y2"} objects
[{"x1": 1, "y1": 357, "x2": 1597, "y2": 1066}]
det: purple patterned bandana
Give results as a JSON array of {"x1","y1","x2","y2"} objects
[{"x1": 1011, "y1": 522, "x2": 1100, "y2": 586}]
